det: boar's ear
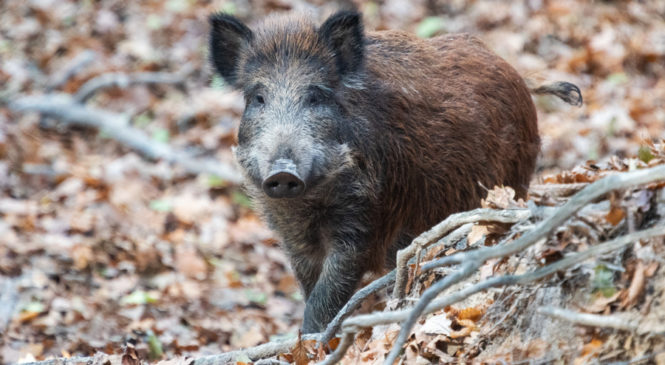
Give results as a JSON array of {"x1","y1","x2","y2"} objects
[
  {"x1": 319, "y1": 11, "x2": 364, "y2": 78},
  {"x1": 209, "y1": 13, "x2": 253, "y2": 86}
]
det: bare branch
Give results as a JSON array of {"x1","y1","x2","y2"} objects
[
  {"x1": 192, "y1": 333, "x2": 322, "y2": 365},
  {"x1": 318, "y1": 332, "x2": 355, "y2": 365},
  {"x1": 19, "y1": 356, "x2": 94, "y2": 365},
  {"x1": 384, "y1": 262, "x2": 477, "y2": 365},
  {"x1": 74, "y1": 68, "x2": 190, "y2": 103},
  {"x1": 46, "y1": 50, "x2": 97, "y2": 92},
  {"x1": 418, "y1": 165, "x2": 665, "y2": 274},
  {"x1": 8, "y1": 94, "x2": 243, "y2": 184},
  {"x1": 324, "y1": 219, "x2": 665, "y2": 364},
  {"x1": 529, "y1": 183, "x2": 589, "y2": 197},
  {"x1": 393, "y1": 208, "x2": 531, "y2": 299},
  {"x1": 537, "y1": 307, "x2": 639, "y2": 331},
  {"x1": 0, "y1": 276, "x2": 19, "y2": 334}
]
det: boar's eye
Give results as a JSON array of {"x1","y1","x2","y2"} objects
[
  {"x1": 306, "y1": 86, "x2": 332, "y2": 107},
  {"x1": 254, "y1": 94, "x2": 265, "y2": 105},
  {"x1": 308, "y1": 94, "x2": 320, "y2": 106}
]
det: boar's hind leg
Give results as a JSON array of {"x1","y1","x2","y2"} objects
[{"x1": 301, "y1": 247, "x2": 367, "y2": 333}]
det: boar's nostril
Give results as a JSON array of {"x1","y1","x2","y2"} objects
[{"x1": 262, "y1": 171, "x2": 305, "y2": 198}]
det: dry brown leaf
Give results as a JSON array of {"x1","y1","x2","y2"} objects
[
  {"x1": 233, "y1": 325, "x2": 264, "y2": 348},
  {"x1": 655, "y1": 351, "x2": 665, "y2": 365},
  {"x1": 524, "y1": 339, "x2": 549, "y2": 359},
  {"x1": 291, "y1": 332, "x2": 315, "y2": 365},
  {"x1": 327, "y1": 337, "x2": 341, "y2": 351},
  {"x1": 604, "y1": 206, "x2": 625, "y2": 226},
  {"x1": 277, "y1": 275, "x2": 298, "y2": 294},
  {"x1": 457, "y1": 307, "x2": 484, "y2": 322},
  {"x1": 645, "y1": 261, "x2": 659, "y2": 277},
  {"x1": 18, "y1": 310, "x2": 41, "y2": 323},
  {"x1": 278, "y1": 353, "x2": 294, "y2": 363},
  {"x1": 468, "y1": 224, "x2": 490, "y2": 245},
  {"x1": 587, "y1": 291, "x2": 621, "y2": 313},
  {"x1": 121, "y1": 345, "x2": 141, "y2": 365},
  {"x1": 174, "y1": 245, "x2": 207, "y2": 280},
  {"x1": 71, "y1": 244, "x2": 94, "y2": 270},
  {"x1": 575, "y1": 337, "x2": 603, "y2": 365},
  {"x1": 481, "y1": 185, "x2": 517, "y2": 209},
  {"x1": 621, "y1": 260, "x2": 646, "y2": 309}
]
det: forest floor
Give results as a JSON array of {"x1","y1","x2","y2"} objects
[{"x1": 1, "y1": 0, "x2": 664, "y2": 364}]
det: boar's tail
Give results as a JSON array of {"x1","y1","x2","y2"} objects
[{"x1": 530, "y1": 81, "x2": 583, "y2": 107}]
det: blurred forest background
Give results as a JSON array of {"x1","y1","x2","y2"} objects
[{"x1": 1, "y1": 0, "x2": 664, "y2": 363}]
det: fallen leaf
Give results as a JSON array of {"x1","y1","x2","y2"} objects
[
  {"x1": 481, "y1": 186, "x2": 517, "y2": 209},
  {"x1": 468, "y1": 224, "x2": 490, "y2": 245},
  {"x1": 605, "y1": 206, "x2": 625, "y2": 226},
  {"x1": 174, "y1": 245, "x2": 207, "y2": 280},
  {"x1": 620, "y1": 260, "x2": 646, "y2": 309},
  {"x1": 291, "y1": 332, "x2": 316, "y2": 365},
  {"x1": 421, "y1": 313, "x2": 453, "y2": 336},
  {"x1": 457, "y1": 307, "x2": 484, "y2": 322},
  {"x1": 328, "y1": 337, "x2": 340, "y2": 351},
  {"x1": 587, "y1": 291, "x2": 621, "y2": 313},
  {"x1": 575, "y1": 337, "x2": 603, "y2": 365},
  {"x1": 524, "y1": 339, "x2": 549, "y2": 359},
  {"x1": 121, "y1": 345, "x2": 141, "y2": 365}
]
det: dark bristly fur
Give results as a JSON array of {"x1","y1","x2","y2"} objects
[{"x1": 209, "y1": 11, "x2": 581, "y2": 333}]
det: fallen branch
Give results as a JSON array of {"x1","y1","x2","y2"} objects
[
  {"x1": 18, "y1": 356, "x2": 93, "y2": 365},
  {"x1": 529, "y1": 183, "x2": 589, "y2": 197},
  {"x1": 318, "y1": 332, "x2": 355, "y2": 365},
  {"x1": 393, "y1": 208, "x2": 531, "y2": 299},
  {"x1": 314, "y1": 165, "x2": 665, "y2": 364},
  {"x1": 8, "y1": 94, "x2": 243, "y2": 184},
  {"x1": 74, "y1": 68, "x2": 190, "y2": 103},
  {"x1": 193, "y1": 336, "x2": 300, "y2": 365},
  {"x1": 383, "y1": 164, "x2": 665, "y2": 364},
  {"x1": 0, "y1": 276, "x2": 19, "y2": 335},
  {"x1": 537, "y1": 307, "x2": 639, "y2": 331},
  {"x1": 324, "y1": 224, "x2": 665, "y2": 364},
  {"x1": 46, "y1": 50, "x2": 97, "y2": 92}
]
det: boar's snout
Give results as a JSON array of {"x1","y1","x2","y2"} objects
[{"x1": 262, "y1": 159, "x2": 305, "y2": 198}]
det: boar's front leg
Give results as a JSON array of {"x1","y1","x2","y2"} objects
[{"x1": 300, "y1": 241, "x2": 368, "y2": 334}]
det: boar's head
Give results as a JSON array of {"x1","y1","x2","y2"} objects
[{"x1": 209, "y1": 11, "x2": 366, "y2": 200}]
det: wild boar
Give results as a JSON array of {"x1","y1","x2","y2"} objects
[{"x1": 209, "y1": 10, "x2": 581, "y2": 333}]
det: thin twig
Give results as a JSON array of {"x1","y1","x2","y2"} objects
[
  {"x1": 529, "y1": 183, "x2": 589, "y2": 197},
  {"x1": 318, "y1": 332, "x2": 355, "y2": 365},
  {"x1": 537, "y1": 307, "x2": 639, "y2": 331},
  {"x1": 393, "y1": 208, "x2": 531, "y2": 299},
  {"x1": 46, "y1": 50, "x2": 97, "y2": 92},
  {"x1": 384, "y1": 262, "x2": 477, "y2": 365},
  {"x1": 193, "y1": 333, "x2": 320, "y2": 365},
  {"x1": 8, "y1": 94, "x2": 243, "y2": 184}
]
